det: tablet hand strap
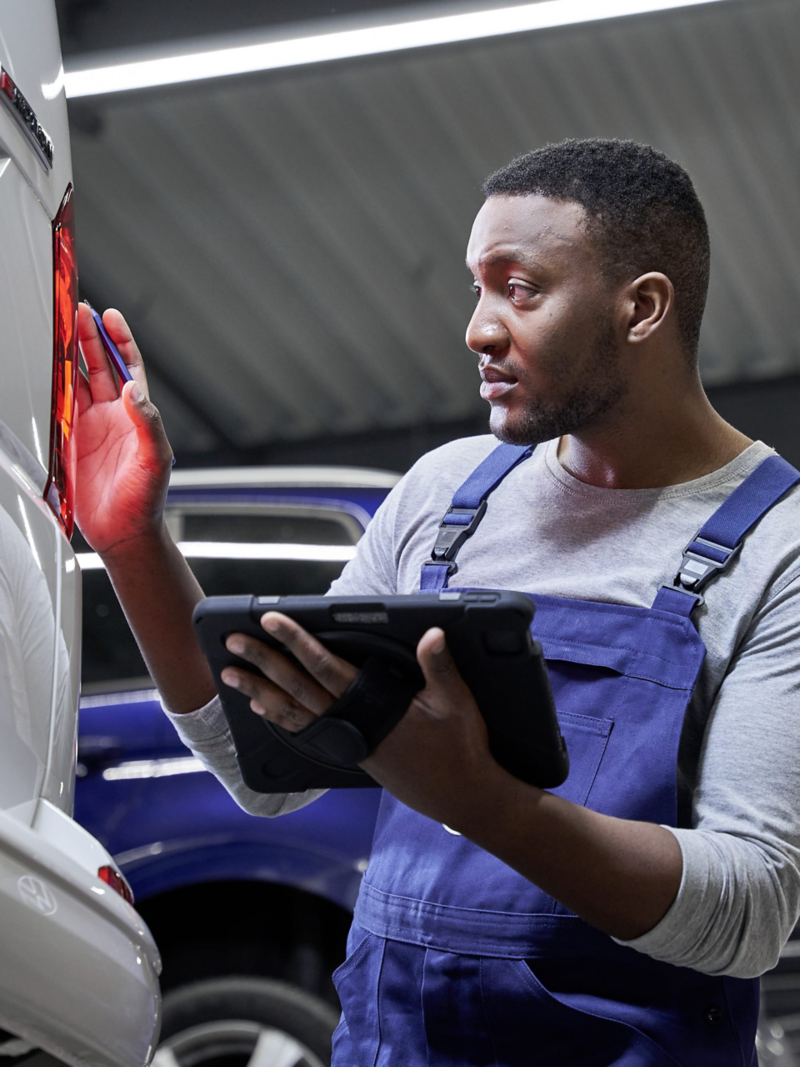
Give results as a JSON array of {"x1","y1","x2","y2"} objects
[{"x1": 286, "y1": 656, "x2": 423, "y2": 769}]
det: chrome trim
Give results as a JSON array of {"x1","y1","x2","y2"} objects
[{"x1": 0, "y1": 65, "x2": 54, "y2": 171}]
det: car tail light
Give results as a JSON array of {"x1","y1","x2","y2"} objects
[
  {"x1": 45, "y1": 183, "x2": 79, "y2": 538},
  {"x1": 98, "y1": 864, "x2": 135, "y2": 906}
]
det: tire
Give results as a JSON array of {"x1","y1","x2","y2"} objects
[
  {"x1": 760, "y1": 937, "x2": 800, "y2": 1065},
  {"x1": 152, "y1": 976, "x2": 340, "y2": 1067}
]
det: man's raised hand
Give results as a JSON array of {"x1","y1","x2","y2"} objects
[{"x1": 75, "y1": 304, "x2": 173, "y2": 558}]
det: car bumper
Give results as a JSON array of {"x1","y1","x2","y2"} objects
[{"x1": 0, "y1": 806, "x2": 160, "y2": 1067}]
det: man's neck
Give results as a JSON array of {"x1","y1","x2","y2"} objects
[{"x1": 556, "y1": 389, "x2": 753, "y2": 490}]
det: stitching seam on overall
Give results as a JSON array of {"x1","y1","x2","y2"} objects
[
  {"x1": 463, "y1": 587, "x2": 699, "y2": 646},
  {"x1": 543, "y1": 643, "x2": 696, "y2": 689},
  {"x1": 372, "y1": 936, "x2": 387, "y2": 1067},
  {"x1": 721, "y1": 975, "x2": 748, "y2": 1067},
  {"x1": 360, "y1": 884, "x2": 592, "y2": 926},
  {"x1": 478, "y1": 957, "x2": 499, "y2": 1067},
  {"x1": 419, "y1": 946, "x2": 429, "y2": 1067},
  {"x1": 542, "y1": 635, "x2": 693, "y2": 668},
  {"x1": 541, "y1": 616, "x2": 698, "y2": 659}
]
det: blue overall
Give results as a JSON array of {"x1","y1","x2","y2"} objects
[{"x1": 332, "y1": 444, "x2": 800, "y2": 1067}]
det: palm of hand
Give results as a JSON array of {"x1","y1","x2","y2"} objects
[{"x1": 75, "y1": 396, "x2": 164, "y2": 555}]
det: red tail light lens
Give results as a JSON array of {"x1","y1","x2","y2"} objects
[
  {"x1": 98, "y1": 864, "x2": 135, "y2": 906},
  {"x1": 46, "y1": 183, "x2": 79, "y2": 538}
]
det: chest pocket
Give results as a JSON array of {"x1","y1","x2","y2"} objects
[
  {"x1": 549, "y1": 705, "x2": 614, "y2": 808},
  {"x1": 537, "y1": 614, "x2": 702, "y2": 828}
]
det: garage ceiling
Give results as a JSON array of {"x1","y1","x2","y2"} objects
[{"x1": 58, "y1": 0, "x2": 800, "y2": 459}]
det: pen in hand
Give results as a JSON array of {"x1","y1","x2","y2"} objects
[
  {"x1": 82, "y1": 300, "x2": 175, "y2": 466},
  {"x1": 82, "y1": 300, "x2": 134, "y2": 384}
]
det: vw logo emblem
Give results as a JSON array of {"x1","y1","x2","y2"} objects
[{"x1": 18, "y1": 875, "x2": 57, "y2": 916}]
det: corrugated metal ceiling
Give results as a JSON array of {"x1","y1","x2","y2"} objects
[{"x1": 64, "y1": 0, "x2": 800, "y2": 456}]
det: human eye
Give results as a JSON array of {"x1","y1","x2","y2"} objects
[
  {"x1": 470, "y1": 282, "x2": 482, "y2": 300},
  {"x1": 507, "y1": 279, "x2": 537, "y2": 301}
]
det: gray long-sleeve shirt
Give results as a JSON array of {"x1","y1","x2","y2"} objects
[{"x1": 168, "y1": 437, "x2": 800, "y2": 979}]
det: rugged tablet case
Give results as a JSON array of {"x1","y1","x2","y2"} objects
[{"x1": 193, "y1": 591, "x2": 569, "y2": 793}]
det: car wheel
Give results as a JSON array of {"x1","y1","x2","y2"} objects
[
  {"x1": 758, "y1": 1018, "x2": 799, "y2": 1065},
  {"x1": 152, "y1": 976, "x2": 340, "y2": 1067},
  {"x1": 760, "y1": 941, "x2": 800, "y2": 1065}
]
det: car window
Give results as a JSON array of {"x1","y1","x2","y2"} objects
[
  {"x1": 78, "y1": 503, "x2": 362, "y2": 693},
  {"x1": 182, "y1": 511, "x2": 355, "y2": 545}
]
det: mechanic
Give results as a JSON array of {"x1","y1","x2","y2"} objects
[{"x1": 75, "y1": 139, "x2": 800, "y2": 1066}]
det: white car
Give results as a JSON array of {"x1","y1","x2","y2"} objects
[{"x1": 0, "y1": 1, "x2": 161, "y2": 1064}]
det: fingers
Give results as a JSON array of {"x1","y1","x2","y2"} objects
[
  {"x1": 78, "y1": 302, "x2": 119, "y2": 403},
  {"x1": 102, "y1": 307, "x2": 149, "y2": 391},
  {"x1": 223, "y1": 630, "x2": 336, "y2": 716},
  {"x1": 78, "y1": 303, "x2": 149, "y2": 404},
  {"x1": 259, "y1": 613, "x2": 359, "y2": 699},
  {"x1": 219, "y1": 616, "x2": 359, "y2": 732},
  {"x1": 220, "y1": 665, "x2": 319, "y2": 732}
]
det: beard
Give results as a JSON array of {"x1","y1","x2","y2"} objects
[{"x1": 488, "y1": 318, "x2": 627, "y2": 447}]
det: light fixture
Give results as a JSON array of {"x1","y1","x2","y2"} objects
[
  {"x1": 76, "y1": 542, "x2": 358, "y2": 570},
  {"x1": 64, "y1": 0, "x2": 729, "y2": 98},
  {"x1": 102, "y1": 756, "x2": 207, "y2": 781}
]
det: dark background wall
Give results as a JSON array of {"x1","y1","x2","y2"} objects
[{"x1": 172, "y1": 374, "x2": 800, "y2": 474}]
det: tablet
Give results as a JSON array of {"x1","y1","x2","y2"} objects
[{"x1": 193, "y1": 591, "x2": 568, "y2": 793}]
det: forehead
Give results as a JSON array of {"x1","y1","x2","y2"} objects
[{"x1": 466, "y1": 194, "x2": 592, "y2": 273}]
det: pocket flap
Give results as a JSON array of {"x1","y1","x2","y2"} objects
[{"x1": 550, "y1": 711, "x2": 613, "y2": 806}]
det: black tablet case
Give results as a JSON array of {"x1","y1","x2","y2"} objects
[{"x1": 193, "y1": 591, "x2": 569, "y2": 792}]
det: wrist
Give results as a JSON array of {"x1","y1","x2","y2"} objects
[
  {"x1": 99, "y1": 518, "x2": 174, "y2": 570},
  {"x1": 451, "y1": 761, "x2": 542, "y2": 844}
]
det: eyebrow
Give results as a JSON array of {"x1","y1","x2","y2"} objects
[{"x1": 466, "y1": 249, "x2": 547, "y2": 273}]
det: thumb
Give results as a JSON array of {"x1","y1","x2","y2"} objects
[
  {"x1": 122, "y1": 379, "x2": 173, "y2": 471},
  {"x1": 416, "y1": 628, "x2": 465, "y2": 696}
]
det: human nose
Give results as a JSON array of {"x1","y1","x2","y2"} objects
[{"x1": 465, "y1": 299, "x2": 509, "y2": 356}]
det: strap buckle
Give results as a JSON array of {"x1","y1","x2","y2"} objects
[
  {"x1": 430, "y1": 501, "x2": 488, "y2": 562},
  {"x1": 656, "y1": 583, "x2": 705, "y2": 611},
  {"x1": 423, "y1": 559, "x2": 458, "y2": 578},
  {"x1": 675, "y1": 535, "x2": 742, "y2": 593}
]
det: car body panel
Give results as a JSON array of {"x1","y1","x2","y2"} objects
[
  {"x1": 0, "y1": 160, "x2": 55, "y2": 495},
  {"x1": 0, "y1": 2, "x2": 162, "y2": 1063},
  {"x1": 0, "y1": 801, "x2": 160, "y2": 1067},
  {"x1": 44, "y1": 529, "x2": 82, "y2": 813},
  {"x1": 0, "y1": 0, "x2": 73, "y2": 217},
  {"x1": 0, "y1": 485, "x2": 58, "y2": 815}
]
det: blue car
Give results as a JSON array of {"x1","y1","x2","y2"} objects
[{"x1": 74, "y1": 465, "x2": 399, "y2": 1067}]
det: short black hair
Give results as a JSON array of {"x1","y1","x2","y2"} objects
[{"x1": 482, "y1": 139, "x2": 710, "y2": 360}]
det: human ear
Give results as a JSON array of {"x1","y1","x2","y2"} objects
[{"x1": 624, "y1": 273, "x2": 674, "y2": 344}]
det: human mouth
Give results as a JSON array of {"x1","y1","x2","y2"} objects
[{"x1": 479, "y1": 365, "x2": 517, "y2": 401}]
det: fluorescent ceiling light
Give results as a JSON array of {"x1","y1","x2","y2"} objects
[
  {"x1": 76, "y1": 541, "x2": 357, "y2": 570},
  {"x1": 177, "y1": 541, "x2": 358, "y2": 561},
  {"x1": 64, "y1": 0, "x2": 728, "y2": 98},
  {"x1": 102, "y1": 756, "x2": 207, "y2": 781}
]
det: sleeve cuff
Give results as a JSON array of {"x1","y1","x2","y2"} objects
[
  {"x1": 164, "y1": 693, "x2": 232, "y2": 745},
  {"x1": 611, "y1": 825, "x2": 697, "y2": 958}
]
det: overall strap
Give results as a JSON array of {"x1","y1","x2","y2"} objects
[
  {"x1": 420, "y1": 443, "x2": 532, "y2": 592},
  {"x1": 654, "y1": 454, "x2": 800, "y2": 617}
]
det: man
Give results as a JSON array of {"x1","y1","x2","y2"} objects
[{"x1": 76, "y1": 139, "x2": 800, "y2": 1065}]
